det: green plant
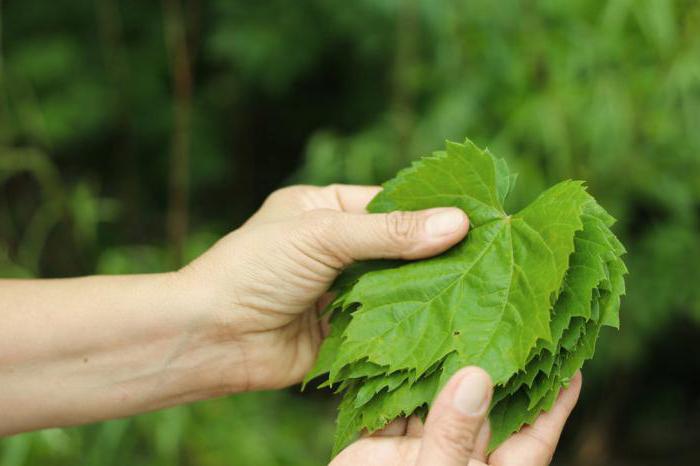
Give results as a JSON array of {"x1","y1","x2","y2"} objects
[{"x1": 306, "y1": 139, "x2": 626, "y2": 453}]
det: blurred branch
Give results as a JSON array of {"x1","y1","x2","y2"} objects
[
  {"x1": 0, "y1": 0, "x2": 8, "y2": 129},
  {"x1": 186, "y1": 0, "x2": 202, "y2": 65},
  {"x1": 95, "y1": 0, "x2": 130, "y2": 98},
  {"x1": 95, "y1": 0, "x2": 142, "y2": 237},
  {"x1": 391, "y1": 0, "x2": 418, "y2": 165},
  {"x1": 0, "y1": 0, "x2": 4, "y2": 81},
  {"x1": 162, "y1": 0, "x2": 194, "y2": 268}
]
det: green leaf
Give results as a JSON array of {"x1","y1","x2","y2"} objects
[
  {"x1": 306, "y1": 138, "x2": 627, "y2": 456},
  {"x1": 366, "y1": 141, "x2": 507, "y2": 226},
  {"x1": 302, "y1": 309, "x2": 352, "y2": 388}
]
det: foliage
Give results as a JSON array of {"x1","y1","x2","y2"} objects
[
  {"x1": 307, "y1": 139, "x2": 626, "y2": 453},
  {"x1": 1, "y1": 0, "x2": 699, "y2": 465}
]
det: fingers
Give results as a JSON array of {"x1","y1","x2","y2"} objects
[
  {"x1": 525, "y1": 371, "x2": 582, "y2": 444},
  {"x1": 489, "y1": 371, "x2": 582, "y2": 466},
  {"x1": 329, "y1": 436, "x2": 421, "y2": 466},
  {"x1": 471, "y1": 420, "x2": 491, "y2": 463},
  {"x1": 303, "y1": 207, "x2": 469, "y2": 266},
  {"x1": 261, "y1": 184, "x2": 381, "y2": 217},
  {"x1": 324, "y1": 184, "x2": 382, "y2": 213},
  {"x1": 408, "y1": 415, "x2": 490, "y2": 459},
  {"x1": 416, "y1": 367, "x2": 493, "y2": 466},
  {"x1": 409, "y1": 415, "x2": 489, "y2": 460}
]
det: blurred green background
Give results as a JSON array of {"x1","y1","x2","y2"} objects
[{"x1": 1, "y1": 0, "x2": 699, "y2": 465}]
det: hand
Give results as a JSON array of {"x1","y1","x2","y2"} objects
[
  {"x1": 331, "y1": 368, "x2": 582, "y2": 466},
  {"x1": 178, "y1": 184, "x2": 469, "y2": 392},
  {"x1": 0, "y1": 183, "x2": 468, "y2": 434}
]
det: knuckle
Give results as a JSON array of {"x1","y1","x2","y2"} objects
[
  {"x1": 266, "y1": 185, "x2": 315, "y2": 205},
  {"x1": 385, "y1": 211, "x2": 422, "y2": 243},
  {"x1": 296, "y1": 209, "x2": 348, "y2": 268},
  {"x1": 263, "y1": 188, "x2": 288, "y2": 207},
  {"x1": 324, "y1": 183, "x2": 343, "y2": 192},
  {"x1": 298, "y1": 209, "x2": 343, "y2": 245},
  {"x1": 321, "y1": 184, "x2": 343, "y2": 206}
]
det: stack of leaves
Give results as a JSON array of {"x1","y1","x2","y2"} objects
[{"x1": 304, "y1": 139, "x2": 627, "y2": 455}]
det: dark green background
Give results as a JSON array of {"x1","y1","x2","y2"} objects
[{"x1": 1, "y1": 0, "x2": 699, "y2": 465}]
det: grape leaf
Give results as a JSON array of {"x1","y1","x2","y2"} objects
[{"x1": 305, "y1": 139, "x2": 627, "y2": 456}]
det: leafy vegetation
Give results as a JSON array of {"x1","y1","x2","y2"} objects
[
  {"x1": 1, "y1": 0, "x2": 699, "y2": 465},
  {"x1": 307, "y1": 139, "x2": 626, "y2": 453}
]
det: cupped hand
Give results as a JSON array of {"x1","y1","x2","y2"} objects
[
  {"x1": 179, "y1": 184, "x2": 469, "y2": 391},
  {"x1": 332, "y1": 369, "x2": 582, "y2": 466}
]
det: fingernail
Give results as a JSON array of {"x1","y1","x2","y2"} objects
[
  {"x1": 425, "y1": 209, "x2": 465, "y2": 236},
  {"x1": 453, "y1": 370, "x2": 491, "y2": 415}
]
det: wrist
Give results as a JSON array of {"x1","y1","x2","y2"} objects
[
  {"x1": 166, "y1": 267, "x2": 260, "y2": 396},
  {"x1": 172, "y1": 264, "x2": 312, "y2": 393}
]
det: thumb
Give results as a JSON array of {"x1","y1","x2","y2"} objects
[
  {"x1": 307, "y1": 207, "x2": 469, "y2": 264},
  {"x1": 416, "y1": 367, "x2": 493, "y2": 466}
]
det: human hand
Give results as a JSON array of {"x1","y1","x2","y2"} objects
[
  {"x1": 331, "y1": 368, "x2": 582, "y2": 466},
  {"x1": 178, "y1": 184, "x2": 469, "y2": 392}
]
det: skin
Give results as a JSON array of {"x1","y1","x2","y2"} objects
[{"x1": 0, "y1": 184, "x2": 580, "y2": 465}]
